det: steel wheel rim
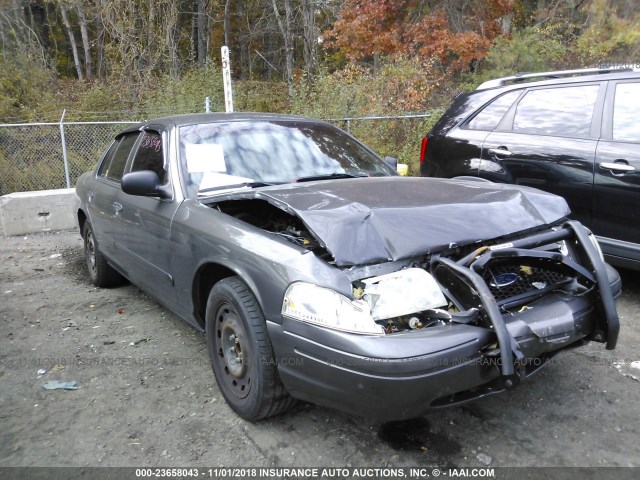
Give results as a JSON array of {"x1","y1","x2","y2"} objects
[
  {"x1": 85, "y1": 229, "x2": 97, "y2": 276},
  {"x1": 214, "y1": 302, "x2": 251, "y2": 400}
]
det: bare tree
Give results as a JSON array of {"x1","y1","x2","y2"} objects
[
  {"x1": 162, "y1": 0, "x2": 181, "y2": 77},
  {"x1": 75, "y1": 0, "x2": 93, "y2": 79},
  {"x1": 147, "y1": 1, "x2": 156, "y2": 69},
  {"x1": 224, "y1": 0, "x2": 231, "y2": 46},
  {"x1": 0, "y1": 2, "x2": 47, "y2": 62},
  {"x1": 271, "y1": 0, "x2": 293, "y2": 97},
  {"x1": 59, "y1": 0, "x2": 84, "y2": 80},
  {"x1": 301, "y1": 0, "x2": 316, "y2": 81},
  {"x1": 197, "y1": 0, "x2": 207, "y2": 65}
]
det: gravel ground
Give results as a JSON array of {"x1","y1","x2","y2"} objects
[{"x1": 1, "y1": 230, "x2": 639, "y2": 468}]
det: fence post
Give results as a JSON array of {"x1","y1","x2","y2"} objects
[
  {"x1": 59, "y1": 110, "x2": 71, "y2": 189},
  {"x1": 205, "y1": 97, "x2": 211, "y2": 113},
  {"x1": 346, "y1": 119, "x2": 351, "y2": 134}
]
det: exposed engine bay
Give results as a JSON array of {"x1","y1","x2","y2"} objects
[{"x1": 214, "y1": 199, "x2": 332, "y2": 261}]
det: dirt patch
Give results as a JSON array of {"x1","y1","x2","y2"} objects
[{"x1": 1, "y1": 231, "x2": 639, "y2": 467}]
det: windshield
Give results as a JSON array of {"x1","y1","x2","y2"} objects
[{"x1": 179, "y1": 121, "x2": 396, "y2": 197}]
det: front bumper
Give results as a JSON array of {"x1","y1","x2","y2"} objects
[
  {"x1": 267, "y1": 222, "x2": 621, "y2": 420},
  {"x1": 268, "y1": 290, "x2": 608, "y2": 420}
]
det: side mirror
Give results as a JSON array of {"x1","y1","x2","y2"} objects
[
  {"x1": 383, "y1": 156, "x2": 398, "y2": 170},
  {"x1": 122, "y1": 171, "x2": 171, "y2": 199}
]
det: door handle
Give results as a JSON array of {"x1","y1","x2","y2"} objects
[
  {"x1": 113, "y1": 202, "x2": 123, "y2": 214},
  {"x1": 488, "y1": 147, "x2": 513, "y2": 156},
  {"x1": 599, "y1": 162, "x2": 636, "y2": 173}
]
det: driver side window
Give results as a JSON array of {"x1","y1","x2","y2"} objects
[{"x1": 130, "y1": 131, "x2": 168, "y2": 184}]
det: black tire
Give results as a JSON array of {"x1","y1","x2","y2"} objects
[
  {"x1": 205, "y1": 277, "x2": 295, "y2": 421},
  {"x1": 82, "y1": 221, "x2": 124, "y2": 287}
]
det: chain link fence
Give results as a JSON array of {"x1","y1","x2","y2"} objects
[
  {"x1": 0, "y1": 112, "x2": 434, "y2": 196},
  {"x1": 0, "y1": 121, "x2": 138, "y2": 195}
]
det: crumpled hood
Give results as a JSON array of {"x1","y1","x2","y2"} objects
[{"x1": 227, "y1": 177, "x2": 570, "y2": 267}]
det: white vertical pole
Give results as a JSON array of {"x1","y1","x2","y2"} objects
[
  {"x1": 221, "y1": 46, "x2": 234, "y2": 113},
  {"x1": 59, "y1": 109, "x2": 71, "y2": 188},
  {"x1": 205, "y1": 96, "x2": 211, "y2": 113}
]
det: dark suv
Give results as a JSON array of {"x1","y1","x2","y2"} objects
[{"x1": 420, "y1": 67, "x2": 640, "y2": 270}]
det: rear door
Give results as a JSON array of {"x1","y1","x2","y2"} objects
[
  {"x1": 479, "y1": 82, "x2": 605, "y2": 227},
  {"x1": 88, "y1": 132, "x2": 140, "y2": 258},
  {"x1": 593, "y1": 80, "x2": 640, "y2": 266},
  {"x1": 423, "y1": 90, "x2": 521, "y2": 178}
]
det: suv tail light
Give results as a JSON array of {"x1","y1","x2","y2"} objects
[{"x1": 419, "y1": 136, "x2": 428, "y2": 164}]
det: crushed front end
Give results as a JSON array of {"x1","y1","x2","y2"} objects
[
  {"x1": 269, "y1": 220, "x2": 620, "y2": 419},
  {"x1": 427, "y1": 220, "x2": 620, "y2": 404}
]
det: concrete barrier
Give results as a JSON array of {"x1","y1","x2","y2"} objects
[{"x1": 0, "y1": 188, "x2": 78, "y2": 236}]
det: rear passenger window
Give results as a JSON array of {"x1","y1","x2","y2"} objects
[
  {"x1": 467, "y1": 91, "x2": 520, "y2": 130},
  {"x1": 130, "y1": 131, "x2": 167, "y2": 184},
  {"x1": 97, "y1": 141, "x2": 119, "y2": 177},
  {"x1": 100, "y1": 132, "x2": 139, "y2": 182},
  {"x1": 613, "y1": 83, "x2": 640, "y2": 142},
  {"x1": 513, "y1": 85, "x2": 599, "y2": 137}
]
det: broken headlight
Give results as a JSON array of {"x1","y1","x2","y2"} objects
[
  {"x1": 282, "y1": 283, "x2": 385, "y2": 335},
  {"x1": 359, "y1": 268, "x2": 447, "y2": 320}
]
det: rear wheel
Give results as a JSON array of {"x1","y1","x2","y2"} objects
[
  {"x1": 82, "y1": 221, "x2": 124, "y2": 287},
  {"x1": 205, "y1": 277, "x2": 294, "y2": 421}
]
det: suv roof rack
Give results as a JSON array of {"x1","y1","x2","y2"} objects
[{"x1": 476, "y1": 67, "x2": 637, "y2": 90}]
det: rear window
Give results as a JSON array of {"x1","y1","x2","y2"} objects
[
  {"x1": 467, "y1": 91, "x2": 521, "y2": 131},
  {"x1": 99, "y1": 132, "x2": 139, "y2": 182},
  {"x1": 613, "y1": 82, "x2": 640, "y2": 142},
  {"x1": 429, "y1": 89, "x2": 499, "y2": 134},
  {"x1": 512, "y1": 85, "x2": 599, "y2": 138}
]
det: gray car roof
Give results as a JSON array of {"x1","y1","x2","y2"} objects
[{"x1": 119, "y1": 112, "x2": 329, "y2": 135}]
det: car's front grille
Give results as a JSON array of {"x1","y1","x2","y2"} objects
[{"x1": 482, "y1": 262, "x2": 570, "y2": 303}]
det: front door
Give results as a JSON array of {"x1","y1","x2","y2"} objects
[{"x1": 115, "y1": 129, "x2": 180, "y2": 303}]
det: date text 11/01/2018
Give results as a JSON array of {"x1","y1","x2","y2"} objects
[{"x1": 134, "y1": 467, "x2": 497, "y2": 479}]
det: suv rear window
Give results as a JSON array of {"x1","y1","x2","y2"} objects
[
  {"x1": 513, "y1": 85, "x2": 599, "y2": 138},
  {"x1": 613, "y1": 82, "x2": 640, "y2": 142},
  {"x1": 467, "y1": 91, "x2": 520, "y2": 131}
]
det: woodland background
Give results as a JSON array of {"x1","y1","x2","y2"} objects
[{"x1": 1, "y1": 0, "x2": 640, "y2": 174}]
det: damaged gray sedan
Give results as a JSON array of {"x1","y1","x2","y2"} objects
[{"x1": 75, "y1": 113, "x2": 621, "y2": 421}]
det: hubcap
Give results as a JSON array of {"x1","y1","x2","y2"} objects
[{"x1": 214, "y1": 303, "x2": 251, "y2": 399}]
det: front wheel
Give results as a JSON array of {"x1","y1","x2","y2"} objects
[{"x1": 205, "y1": 277, "x2": 294, "y2": 421}]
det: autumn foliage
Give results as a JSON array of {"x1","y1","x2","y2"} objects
[{"x1": 324, "y1": 0, "x2": 513, "y2": 73}]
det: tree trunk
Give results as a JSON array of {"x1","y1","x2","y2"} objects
[
  {"x1": 197, "y1": 0, "x2": 207, "y2": 66},
  {"x1": 0, "y1": 16, "x2": 6, "y2": 58},
  {"x1": 147, "y1": 1, "x2": 156, "y2": 71},
  {"x1": 271, "y1": 0, "x2": 293, "y2": 98},
  {"x1": 75, "y1": 0, "x2": 93, "y2": 79},
  {"x1": 224, "y1": 0, "x2": 231, "y2": 47},
  {"x1": 11, "y1": 0, "x2": 26, "y2": 46},
  {"x1": 302, "y1": 0, "x2": 316, "y2": 82},
  {"x1": 283, "y1": 0, "x2": 293, "y2": 94},
  {"x1": 96, "y1": 23, "x2": 105, "y2": 78},
  {"x1": 236, "y1": 0, "x2": 248, "y2": 79},
  {"x1": 165, "y1": 1, "x2": 180, "y2": 77},
  {"x1": 501, "y1": 13, "x2": 512, "y2": 34},
  {"x1": 59, "y1": 0, "x2": 85, "y2": 80}
]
